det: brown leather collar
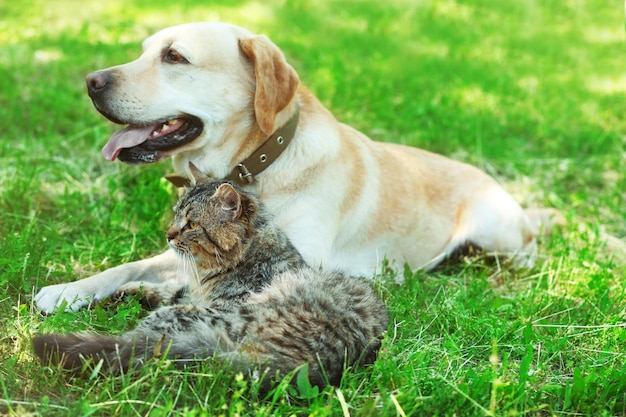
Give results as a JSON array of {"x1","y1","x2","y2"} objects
[
  {"x1": 225, "y1": 105, "x2": 300, "y2": 186},
  {"x1": 164, "y1": 106, "x2": 299, "y2": 188}
]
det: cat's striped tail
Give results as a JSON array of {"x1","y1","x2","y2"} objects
[{"x1": 32, "y1": 332, "x2": 143, "y2": 374}]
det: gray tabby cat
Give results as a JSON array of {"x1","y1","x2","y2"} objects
[{"x1": 33, "y1": 166, "x2": 388, "y2": 389}]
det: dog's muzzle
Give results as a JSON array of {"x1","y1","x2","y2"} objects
[{"x1": 85, "y1": 70, "x2": 204, "y2": 165}]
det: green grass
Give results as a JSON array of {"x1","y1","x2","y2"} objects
[{"x1": 1, "y1": 0, "x2": 625, "y2": 415}]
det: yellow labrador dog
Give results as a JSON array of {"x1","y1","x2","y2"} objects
[{"x1": 35, "y1": 22, "x2": 558, "y2": 312}]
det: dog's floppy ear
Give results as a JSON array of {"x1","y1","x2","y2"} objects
[{"x1": 239, "y1": 35, "x2": 300, "y2": 135}]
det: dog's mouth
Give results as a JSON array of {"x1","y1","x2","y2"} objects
[{"x1": 101, "y1": 116, "x2": 203, "y2": 164}]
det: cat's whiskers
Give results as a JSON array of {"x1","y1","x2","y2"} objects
[
  {"x1": 174, "y1": 250, "x2": 199, "y2": 291},
  {"x1": 185, "y1": 253, "x2": 203, "y2": 289},
  {"x1": 175, "y1": 253, "x2": 188, "y2": 286},
  {"x1": 213, "y1": 248, "x2": 225, "y2": 267}
]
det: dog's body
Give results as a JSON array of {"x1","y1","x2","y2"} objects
[{"x1": 35, "y1": 22, "x2": 556, "y2": 313}]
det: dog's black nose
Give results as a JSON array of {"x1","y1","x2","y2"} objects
[{"x1": 86, "y1": 71, "x2": 111, "y2": 95}]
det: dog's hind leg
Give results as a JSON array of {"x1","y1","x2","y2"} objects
[{"x1": 443, "y1": 187, "x2": 545, "y2": 269}]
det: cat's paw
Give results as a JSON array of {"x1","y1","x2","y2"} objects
[
  {"x1": 113, "y1": 282, "x2": 159, "y2": 309},
  {"x1": 113, "y1": 282, "x2": 186, "y2": 309},
  {"x1": 113, "y1": 282, "x2": 143, "y2": 299}
]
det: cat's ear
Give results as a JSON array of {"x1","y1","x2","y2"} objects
[
  {"x1": 164, "y1": 174, "x2": 191, "y2": 198},
  {"x1": 215, "y1": 183, "x2": 242, "y2": 220},
  {"x1": 164, "y1": 162, "x2": 213, "y2": 190},
  {"x1": 164, "y1": 174, "x2": 191, "y2": 188},
  {"x1": 188, "y1": 162, "x2": 213, "y2": 186}
]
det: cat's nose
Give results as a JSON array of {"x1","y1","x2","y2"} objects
[{"x1": 166, "y1": 229, "x2": 178, "y2": 242}]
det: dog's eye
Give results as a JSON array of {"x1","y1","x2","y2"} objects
[{"x1": 164, "y1": 48, "x2": 188, "y2": 64}]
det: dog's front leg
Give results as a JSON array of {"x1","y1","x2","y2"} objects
[{"x1": 34, "y1": 249, "x2": 180, "y2": 313}]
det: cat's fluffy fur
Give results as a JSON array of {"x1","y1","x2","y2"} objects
[{"x1": 33, "y1": 172, "x2": 388, "y2": 389}]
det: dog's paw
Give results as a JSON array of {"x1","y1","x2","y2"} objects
[{"x1": 34, "y1": 283, "x2": 95, "y2": 314}]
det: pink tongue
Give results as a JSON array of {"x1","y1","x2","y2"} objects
[{"x1": 101, "y1": 126, "x2": 154, "y2": 161}]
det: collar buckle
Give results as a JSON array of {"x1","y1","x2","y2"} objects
[
  {"x1": 235, "y1": 163, "x2": 254, "y2": 184},
  {"x1": 225, "y1": 105, "x2": 300, "y2": 186}
]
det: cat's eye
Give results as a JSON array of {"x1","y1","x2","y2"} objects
[{"x1": 183, "y1": 220, "x2": 197, "y2": 232}]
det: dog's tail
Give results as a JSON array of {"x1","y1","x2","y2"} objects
[
  {"x1": 524, "y1": 207, "x2": 566, "y2": 236},
  {"x1": 32, "y1": 332, "x2": 143, "y2": 374}
]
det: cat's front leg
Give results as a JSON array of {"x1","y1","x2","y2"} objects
[
  {"x1": 113, "y1": 281, "x2": 188, "y2": 309},
  {"x1": 35, "y1": 249, "x2": 180, "y2": 313}
]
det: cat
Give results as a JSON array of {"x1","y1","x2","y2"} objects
[{"x1": 32, "y1": 164, "x2": 389, "y2": 390}]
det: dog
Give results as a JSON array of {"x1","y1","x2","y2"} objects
[{"x1": 34, "y1": 22, "x2": 559, "y2": 313}]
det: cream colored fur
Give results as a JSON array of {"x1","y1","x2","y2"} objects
[{"x1": 35, "y1": 22, "x2": 559, "y2": 313}]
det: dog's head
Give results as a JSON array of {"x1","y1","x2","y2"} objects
[{"x1": 87, "y1": 22, "x2": 299, "y2": 173}]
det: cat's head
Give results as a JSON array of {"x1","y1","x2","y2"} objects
[{"x1": 166, "y1": 173, "x2": 259, "y2": 271}]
